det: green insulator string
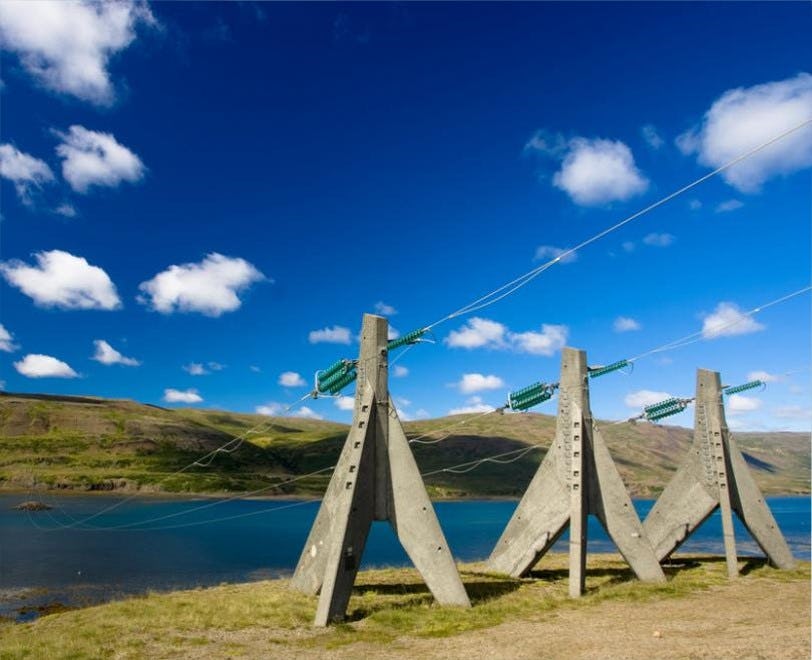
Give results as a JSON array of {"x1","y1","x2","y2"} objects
[
  {"x1": 643, "y1": 397, "x2": 682, "y2": 416},
  {"x1": 386, "y1": 327, "x2": 428, "y2": 352},
  {"x1": 317, "y1": 359, "x2": 350, "y2": 388},
  {"x1": 644, "y1": 399, "x2": 692, "y2": 422},
  {"x1": 324, "y1": 369, "x2": 358, "y2": 395},
  {"x1": 588, "y1": 359, "x2": 630, "y2": 379},
  {"x1": 723, "y1": 380, "x2": 764, "y2": 396},
  {"x1": 508, "y1": 382, "x2": 559, "y2": 411}
]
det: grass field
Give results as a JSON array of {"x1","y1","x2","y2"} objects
[{"x1": 0, "y1": 554, "x2": 808, "y2": 659}]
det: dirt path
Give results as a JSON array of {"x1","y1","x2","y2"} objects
[{"x1": 319, "y1": 578, "x2": 810, "y2": 659}]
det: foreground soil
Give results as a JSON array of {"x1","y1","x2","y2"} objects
[{"x1": 0, "y1": 555, "x2": 808, "y2": 659}]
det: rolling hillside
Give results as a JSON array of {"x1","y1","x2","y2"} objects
[{"x1": 0, "y1": 392, "x2": 808, "y2": 498}]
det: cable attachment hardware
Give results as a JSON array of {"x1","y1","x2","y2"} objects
[
  {"x1": 723, "y1": 380, "x2": 765, "y2": 396},
  {"x1": 386, "y1": 327, "x2": 428, "y2": 352},
  {"x1": 314, "y1": 359, "x2": 358, "y2": 396},
  {"x1": 588, "y1": 359, "x2": 630, "y2": 379},
  {"x1": 508, "y1": 381, "x2": 559, "y2": 411}
]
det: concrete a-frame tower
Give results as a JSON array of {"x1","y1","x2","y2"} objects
[
  {"x1": 643, "y1": 369, "x2": 795, "y2": 576},
  {"x1": 487, "y1": 347, "x2": 666, "y2": 595},
  {"x1": 290, "y1": 314, "x2": 470, "y2": 626}
]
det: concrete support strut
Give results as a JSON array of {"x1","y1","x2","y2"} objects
[
  {"x1": 290, "y1": 314, "x2": 470, "y2": 626},
  {"x1": 643, "y1": 369, "x2": 795, "y2": 574},
  {"x1": 487, "y1": 347, "x2": 665, "y2": 596}
]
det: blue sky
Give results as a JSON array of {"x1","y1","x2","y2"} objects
[{"x1": 0, "y1": 2, "x2": 810, "y2": 431}]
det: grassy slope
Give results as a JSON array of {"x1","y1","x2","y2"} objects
[
  {"x1": 0, "y1": 392, "x2": 808, "y2": 498},
  {"x1": 0, "y1": 556, "x2": 808, "y2": 658}
]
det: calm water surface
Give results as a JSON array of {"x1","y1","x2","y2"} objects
[{"x1": 1, "y1": 493, "x2": 809, "y2": 621}]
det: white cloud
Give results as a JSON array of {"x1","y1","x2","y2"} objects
[
  {"x1": 0, "y1": 0, "x2": 156, "y2": 105},
  {"x1": 715, "y1": 199, "x2": 744, "y2": 213},
  {"x1": 0, "y1": 324, "x2": 18, "y2": 352},
  {"x1": 726, "y1": 394, "x2": 762, "y2": 415},
  {"x1": 642, "y1": 232, "x2": 675, "y2": 247},
  {"x1": 138, "y1": 253, "x2": 265, "y2": 317},
  {"x1": 387, "y1": 326, "x2": 400, "y2": 341},
  {"x1": 445, "y1": 317, "x2": 507, "y2": 349},
  {"x1": 374, "y1": 301, "x2": 397, "y2": 316},
  {"x1": 747, "y1": 370, "x2": 779, "y2": 383},
  {"x1": 334, "y1": 396, "x2": 355, "y2": 411},
  {"x1": 677, "y1": 73, "x2": 812, "y2": 192},
  {"x1": 163, "y1": 388, "x2": 203, "y2": 404},
  {"x1": 393, "y1": 365, "x2": 409, "y2": 378},
  {"x1": 256, "y1": 402, "x2": 283, "y2": 416},
  {"x1": 249, "y1": 365, "x2": 261, "y2": 373},
  {"x1": 54, "y1": 203, "x2": 77, "y2": 217},
  {"x1": 445, "y1": 318, "x2": 567, "y2": 356},
  {"x1": 534, "y1": 245, "x2": 577, "y2": 264},
  {"x1": 184, "y1": 363, "x2": 208, "y2": 376},
  {"x1": 509, "y1": 324, "x2": 568, "y2": 356},
  {"x1": 552, "y1": 137, "x2": 649, "y2": 206},
  {"x1": 614, "y1": 316, "x2": 641, "y2": 332},
  {"x1": 0, "y1": 249, "x2": 121, "y2": 310},
  {"x1": 448, "y1": 396, "x2": 493, "y2": 416},
  {"x1": 688, "y1": 199, "x2": 703, "y2": 211},
  {"x1": 14, "y1": 353, "x2": 78, "y2": 378},
  {"x1": 458, "y1": 373, "x2": 505, "y2": 394},
  {"x1": 294, "y1": 406, "x2": 323, "y2": 420},
  {"x1": 773, "y1": 405, "x2": 812, "y2": 420},
  {"x1": 0, "y1": 143, "x2": 54, "y2": 203},
  {"x1": 279, "y1": 371, "x2": 306, "y2": 387},
  {"x1": 641, "y1": 124, "x2": 664, "y2": 150},
  {"x1": 701, "y1": 302, "x2": 765, "y2": 339},
  {"x1": 625, "y1": 390, "x2": 672, "y2": 409},
  {"x1": 55, "y1": 126, "x2": 145, "y2": 193},
  {"x1": 92, "y1": 339, "x2": 139, "y2": 366},
  {"x1": 621, "y1": 240, "x2": 636, "y2": 253},
  {"x1": 308, "y1": 325, "x2": 352, "y2": 344}
]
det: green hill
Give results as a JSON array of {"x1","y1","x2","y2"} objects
[{"x1": 0, "y1": 392, "x2": 808, "y2": 498}]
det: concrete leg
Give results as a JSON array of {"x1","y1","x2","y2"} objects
[
  {"x1": 386, "y1": 400, "x2": 470, "y2": 607},
  {"x1": 290, "y1": 385, "x2": 375, "y2": 595},
  {"x1": 568, "y1": 402, "x2": 587, "y2": 597},
  {"x1": 588, "y1": 424, "x2": 666, "y2": 583},
  {"x1": 726, "y1": 433, "x2": 796, "y2": 569}
]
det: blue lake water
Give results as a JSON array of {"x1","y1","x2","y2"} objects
[{"x1": 1, "y1": 493, "x2": 809, "y2": 621}]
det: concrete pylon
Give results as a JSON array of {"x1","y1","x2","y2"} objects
[
  {"x1": 487, "y1": 347, "x2": 665, "y2": 596},
  {"x1": 643, "y1": 369, "x2": 795, "y2": 574},
  {"x1": 290, "y1": 314, "x2": 470, "y2": 626}
]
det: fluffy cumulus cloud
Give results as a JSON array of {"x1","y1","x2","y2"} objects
[
  {"x1": 534, "y1": 245, "x2": 577, "y2": 264},
  {"x1": 642, "y1": 233, "x2": 675, "y2": 247},
  {"x1": 0, "y1": 249, "x2": 121, "y2": 310},
  {"x1": 510, "y1": 324, "x2": 568, "y2": 356},
  {"x1": 138, "y1": 253, "x2": 265, "y2": 317},
  {"x1": 726, "y1": 394, "x2": 762, "y2": 415},
  {"x1": 448, "y1": 396, "x2": 493, "y2": 416},
  {"x1": 334, "y1": 396, "x2": 355, "y2": 411},
  {"x1": 92, "y1": 339, "x2": 139, "y2": 366},
  {"x1": 701, "y1": 302, "x2": 764, "y2": 339},
  {"x1": 55, "y1": 126, "x2": 145, "y2": 193},
  {"x1": 457, "y1": 373, "x2": 505, "y2": 394},
  {"x1": 445, "y1": 317, "x2": 507, "y2": 349},
  {"x1": 0, "y1": 143, "x2": 54, "y2": 203},
  {"x1": 614, "y1": 316, "x2": 641, "y2": 332},
  {"x1": 255, "y1": 402, "x2": 283, "y2": 416},
  {"x1": 677, "y1": 74, "x2": 812, "y2": 192},
  {"x1": 308, "y1": 325, "x2": 352, "y2": 345},
  {"x1": 278, "y1": 371, "x2": 306, "y2": 387},
  {"x1": 0, "y1": 0, "x2": 156, "y2": 105},
  {"x1": 624, "y1": 390, "x2": 672, "y2": 409},
  {"x1": 183, "y1": 362, "x2": 224, "y2": 376},
  {"x1": 163, "y1": 388, "x2": 202, "y2": 404},
  {"x1": 552, "y1": 137, "x2": 649, "y2": 206},
  {"x1": 294, "y1": 406, "x2": 323, "y2": 420},
  {"x1": 387, "y1": 326, "x2": 400, "y2": 341},
  {"x1": 641, "y1": 124, "x2": 664, "y2": 150},
  {"x1": 445, "y1": 317, "x2": 567, "y2": 356},
  {"x1": 715, "y1": 199, "x2": 744, "y2": 213},
  {"x1": 747, "y1": 370, "x2": 779, "y2": 383},
  {"x1": 393, "y1": 365, "x2": 409, "y2": 378},
  {"x1": 15, "y1": 353, "x2": 78, "y2": 378},
  {"x1": 0, "y1": 324, "x2": 18, "y2": 352},
  {"x1": 374, "y1": 301, "x2": 397, "y2": 316}
]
